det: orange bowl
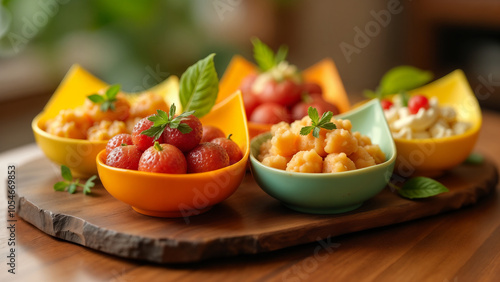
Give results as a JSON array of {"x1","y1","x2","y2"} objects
[
  {"x1": 96, "y1": 91, "x2": 250, "y2": 218},
  {"x1": 218, "y1": 56, "x2": 351, "y2": 139}
]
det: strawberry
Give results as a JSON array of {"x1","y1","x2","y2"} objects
[
  {"x1": 106, "y1": 144, "x2": 142, "y2": 170},
  {"x1": 138, "y1": 142, "x2": 187, "y2": 174},
  {"x1": 186, "y1": 142, "x2": 229, "y2": 173}
]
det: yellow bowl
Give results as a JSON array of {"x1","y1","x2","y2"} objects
[
  {"x1": 32, "y1": 64, "x2": 180, "y2": 178},
  {"x1": 218, "y1": 56, "x2": 351, "y2": 139},
  {"x1": 96, "y1": 91, "x2": 250, "y2": 217},
  {"x1": 392, "y1": 70, "x2": 482, "y2": 176}
]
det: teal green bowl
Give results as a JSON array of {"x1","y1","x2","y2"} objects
[{"x1": 249, "y1": 99, "x2": 397, "y2": 214}]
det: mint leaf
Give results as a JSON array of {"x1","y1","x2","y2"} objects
[
  {"x1": 87, "y1": 94, "x2": 105, "y2": 103},
  {"x1": 105, "y1": 84, "x2": 120, "y2": 100},
  {"x1": 54, "y1": 181, "x2": 68, "y2": 191},
  {"x1": 68, "y1": 183, "x2": 77, "y2": 194},
  {"x1": 397, "y1": 177, "x2": 448, "y2": 199},
  {"x1": 379, "y1": 66, "x2": 433, "y2": 95},
  {"x1": 179, "y1": 53, "x2": 219, "y2": 118},
  {"x1": 61, "y1": 165, "x2": 72, "y2": 182},
  {"x1": 252, "y1": 38, "x2": 276, "y2": 72},
  {"x1": 87, "y1": 84, "x2": 121, "y2": 112},
  {"x1": 141, "y1": 103, "x2": 195, "y2": 140},
  {"x1": 300, "y1": 107, "x2": 336, "y2": 138}
]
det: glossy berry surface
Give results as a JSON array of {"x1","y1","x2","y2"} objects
[
  {"x1": 106, "y1": 145, "x2": 142, "y2": 170},
  {"x1": 301, "y1": 82, "x2": 323, "y2": 95},
  {"x1": 132, "y1": 116, "x2": 159, "y2": 152},
  {"x1": 408, "y1": 95, "x2": 430, "y2": 114},
  {"x1": 200, "y1": 125, "x2": 225, "y2": 143},
  {"x1": 162, "y1": 114, "x2": 203, "y2": 153},
  {"x1": 250, "y1": 102, "x2": 291, "y2": 124},
  {"x1": 138, "y1": 142, "x2": 187, "y2": 174},
  {"x1": 186, "y1": 142, "x2": 229, "y2": 173},
  {"x1": 211, "y1": 135, "x2": 243, "y2": 165},
  {"x1": 258, "y1": 79, "x2": 302, "y2": 106},
  {"x1": 106, "y1": 133, "x2": 133, "y2": 156},
  {"x1": 380, "y1": 99, "x2": 394, "y2": 111}
]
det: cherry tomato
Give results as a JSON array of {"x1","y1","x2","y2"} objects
[
  {"x1": 243, "y1": 91, "x2": 260, "y2": 118},
  {"x1": 291, "y1": 95, "x2": 339, "y2": 121},
  {"x1": 301, "y1": 82, "x2": 323, "y2": 95},
  {"x1": 257, "y1": 79, "x2": 302, "y2": 106},
  {"x1": 240, "y1": 73, "x2": 257, "y2": 96},
  {"x1": 250, "y1": 103, "x2": 291, "y2": 124},
  {"x1": 380, "y1": 99, "x2": 393, "y2": 110},
  {"x1": 408, "y1": 95, "x2": 429, "y2": 114}
]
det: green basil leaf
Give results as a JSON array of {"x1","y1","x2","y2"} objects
[
  {"x1": 398, "y1": 177, "x2": 448, "y2": 199},
  {"x1": 363, "y1": 89, "x2": 379, "y2": 99},
  {"x1": 465, "y1": 152, "x2": 484, "y2": 165},
  {"x1": 274, "y1": 45, "x2": 288, "y2": 65},
  {"x1": 87, "y1": 94, "x2": 105, "y2": 104},
  {"x1": 61, "y1": 165, "x2": 72, "y2": 182},
  {"x1": 252, "y1": 38, "x2": 276, "y2": 72},
  {"x1": 379, "y1": 66, "x2": 433, "y2": 95},
  {"x1": 54, "y1": 181, "x2": 68, "y2": 191},
  {"x1": 179, "y1": 53, "x2": 219, "y2": 118}
]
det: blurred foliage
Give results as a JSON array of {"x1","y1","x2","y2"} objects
[{"x1": 0, "y1": 0, "x2": 239, "y2": 91}]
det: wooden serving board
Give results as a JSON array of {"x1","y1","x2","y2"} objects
[{"x1": 15, "y1": 155, "x2": 498, "y2": 264}]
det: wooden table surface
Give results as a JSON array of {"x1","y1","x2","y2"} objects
[{"x1": 2, "y1": 110, "x2": 500, "y2": 282}]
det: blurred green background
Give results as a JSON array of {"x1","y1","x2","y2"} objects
[{"x1": 1, "y1": 0, "x2": 499, "y2": 152}]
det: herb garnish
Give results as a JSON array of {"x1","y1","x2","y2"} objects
[
  {"x1": 179, "y1": 53, "x2": 219, "y2": 118},
  {"x1": 364, "y1": 66, "x2": 433, "y2": 100},
  {"x1": 390, "y1": 176, "x2": 448, "y2": 199},
  {"x1": 300, "y1": 107, "x2": 336, "y2": 138},
  {"x1": 87, "y1": 84, "x2": 121, "y2": 112},
  {"x1": 140, "y1": 104, "x2": 195, "y2": 141},
  {"x1": 53, "y1": 165, "x2": 96, "y2": 195},
  {"x1": 251, "y1": 38, "x2": 289, "y2": 72}
]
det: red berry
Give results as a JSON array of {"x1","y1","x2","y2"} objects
[
  {"x1": 211, "y1": 135, "x2": 243, "y2": 165},
  {"x1": 132, "y1": 116, "x2": 159, "y2": 152},
  {"x1": 380, "y1": 99, "x2": 394, "y2": 110},
  {"x1": 106, "y1": 145, "x2": 142, "y2": 170},
  {"x1": 250, "y1": 102, "x2": 291, "y2": 124},
  {"x1": 106, "y1": 133, "x2": 133, "y2": 156},
  {"x1": 138, "y1": 142, "x2": 187, "y2": 174},
  {"x1": 408, "y1": 95, "x2": 430, "y2": 114},
  {"x1": 243, "y1": 90, "x2": 260, "y2": 118},
  {"x1": 240, "y1": 73, "x2": 257, "y2": 96},
  {"x1": 162, "y1": 114, "x2": 202, "y2": 153},
  {"x1": 200, "y1": 125, "x2": 225, "y2": 143},
  {"x1": 186, "y1": 143, "x2": 229, "y2": 173},
  {"x1": 257, "y1": 79, "x2": 302, "y2": 106},
  {"x1": 291, "y1": 95, "x2": 339, "y2": 121},
  {"x1": 301, "y1": 82, "x2": 323, "y2": 95}
]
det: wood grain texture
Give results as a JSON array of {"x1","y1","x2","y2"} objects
[{"x1": 14, "y1": 152, "x2": 498, "y2": 264}]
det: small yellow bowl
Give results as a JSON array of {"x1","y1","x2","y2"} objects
[
  {"x1": 391, "y1": 70, "x2": 482, "y2": 176},
  {"x1": 218, "y1": 56, "x2": 351, "y2": 139},
  {"x1": 32, "y1": 64, "x2": 180, "y2": 178},
  {"x1": 96, "y1": 91, "x2": 250, "y2": 218}
]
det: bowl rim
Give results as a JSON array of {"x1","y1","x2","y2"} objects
[
  {"x1": 32, "y1": 113, "x2": 107, "y2": 145},
  {"x1": 249, "y1": 99, "x2": 397, "y2": 178}
]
